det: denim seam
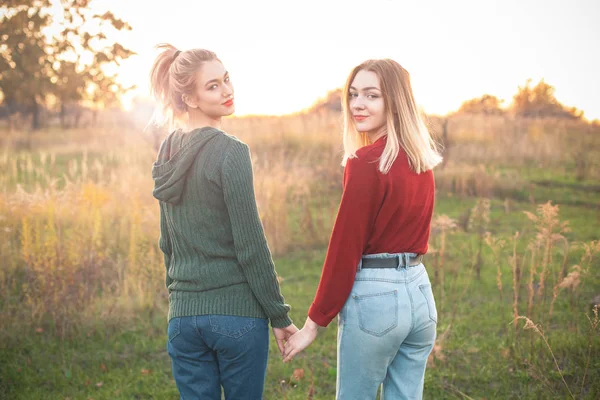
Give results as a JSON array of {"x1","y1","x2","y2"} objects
[
  {"x1": 168, "y1": 317, "x2": 182, "y2": 342},
  {"x1": 419, "y1": 284, "x2": 438, "y2": 323},
  {"x1": 407, "y1": 268, "x2": 426, "y2": 283},
  {"x1": 337, "y1": 314, "x2": 347, "y2": 392},
  {"x1": 208, "y1": 315, "x2": 256, "y2": 339},
  {"x1": 355, "y1": 278, "x2": 406, "y2": 283},
  {"x1": 410, "y1": 323, "x2": 437, "y2": 336},
  {"x1": 192, "y1": 315, "x2": 206, "y2": 341},
  {"x1": 353, "y1": 290, "x2": 397, "y2": 299},
  {"x1": 355, "y1": 268, "x2": 425, "y2": 284},
  {"x1": 353, "y1": 291, "x2": 398, "y2": 337},
  {"x1": 405, "y1": 269, "x2": 415, "y2": 333}
]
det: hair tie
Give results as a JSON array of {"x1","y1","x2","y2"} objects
[{"x1": 173, "y1": 50, "x2": 181, "y2": 60}]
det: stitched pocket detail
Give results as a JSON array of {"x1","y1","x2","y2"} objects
[
  {"x1": 353, "y1": 290, "x2": 398, "y2": 337},
  {"x1": 209, "y1": 315, "x2": 257, "y2": 339},
  {"x1": 419, "y1": 284, "x2": 438, "y2": 323},
  {"x1": 168, "y1": 317, "x2": 181, "y2": 342}
]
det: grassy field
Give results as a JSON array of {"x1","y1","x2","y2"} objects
[{"x1": 0, "y1": 114, "x2": 599, "y2": 399}]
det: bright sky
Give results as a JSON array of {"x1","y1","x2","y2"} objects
[{"x1": 93, "y1": 0, "x2": 600, "y2": 119}]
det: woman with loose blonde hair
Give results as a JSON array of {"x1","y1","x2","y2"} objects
[
  {"x1": 341, "y1": 59, "x2": 442, "y2": 174},
  {"x1": 150, "y1": 43, "x2": 297, "y2": 399},
  {"x1": 284, "y1": 59, "x2": 441, "y2": 400}
]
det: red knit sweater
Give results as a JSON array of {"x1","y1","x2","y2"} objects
[{"x1": 308, "y1": 136, "x2": 435, "y2": 327}]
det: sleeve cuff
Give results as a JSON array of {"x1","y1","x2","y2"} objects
[
  {"x1": 308, "y1": 303, "x2": 333, "y2": 327},
  {"x1": 270, "y1": 315, "x2": 293, "y2": 328}
]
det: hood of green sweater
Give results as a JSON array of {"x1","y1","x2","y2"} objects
[{"x1": 152, "y1": 127, "x2": 222, "y2": 204}]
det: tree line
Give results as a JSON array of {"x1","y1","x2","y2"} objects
[
  {"x1": 0, "y1": 2, "x2": 586, "y2": 131},
  {"x1": 457, "y1": 79, "x2": 583, "y2": 119},
  {"x1": 0, "y1": 0, "x2": 134, "y2": 130},
  {"x1": 311, "y1": 80, "x2": 584, "y2": 120}
]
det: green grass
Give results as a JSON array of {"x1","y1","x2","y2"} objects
[
  {"x1": 493, "y1": 165, "x2": 600, "y2": 209},
  {"x1": 1, "y1": 127, "x2": 599, "y2": 399},
  {"x1": 1, "y1": 190, "x2": 599, "y2": 400}
]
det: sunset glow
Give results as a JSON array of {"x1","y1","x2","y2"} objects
[{"x1": 93, "y1": 0, "x2": 599, "y2": 119}]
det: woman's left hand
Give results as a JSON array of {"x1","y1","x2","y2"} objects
[{"x1": 282, "y1": 316, "x2": 320, "y2": 362}]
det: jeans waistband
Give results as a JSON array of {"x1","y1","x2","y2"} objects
[{"x1": 358, "y1": 253, "x2": 423, "y2": 271}]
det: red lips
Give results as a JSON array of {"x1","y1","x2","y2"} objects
[
  {"x1": 223, "y1": 99, "x2": 234, "y2": 107},
  {"x1": 353, "y1": 115, "x2": 368, "y2": 121}
]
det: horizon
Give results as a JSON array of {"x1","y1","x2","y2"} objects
[
  {"x1": 124, "y1": 79, "x2": 589, "y2": 119},
  {"x1": 98, "y1": 0, "x2": 599, "y2": 120},
  {"x1": 11, "y1": 0, "x2": 599, "y2": 120}
]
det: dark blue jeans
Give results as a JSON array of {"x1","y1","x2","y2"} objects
[{"x1": 167, "y1": 315, "x2": 269, "y2": 400}]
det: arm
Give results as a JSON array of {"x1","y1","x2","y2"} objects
[
  {"x1": 308, "y1": 155, "x2": 382, "y2": 327},
  {"x1": 158, "y1": 202, "x2": 173, "y2": 289},
  {"x1": 222, "y1": 141, "x2": 292, "y2": 328},
  {"x1": 283, "y1": 156, "x2": 381, "y2": 361}
]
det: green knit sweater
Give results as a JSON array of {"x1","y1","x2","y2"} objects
[{"x1": 152, "y1": 127, "x2": 292, "y2": 328}]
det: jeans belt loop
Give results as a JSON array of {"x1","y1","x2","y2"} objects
[{"x1": 361, "y1": 254, "x2": 423, "y2": 269}]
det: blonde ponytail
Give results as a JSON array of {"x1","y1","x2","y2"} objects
[{"x1": 148, "y1": 43, "x2": 219, "y2": 130}]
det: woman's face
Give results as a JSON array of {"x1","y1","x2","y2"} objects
[
  {"x1": 187, "y1": 60, "x2": 235, "y2": 118},
  {"x1": 348, "y1": 69, "x2": 387, "y2": 137}
]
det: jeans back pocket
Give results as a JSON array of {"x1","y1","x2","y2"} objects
[
  {"x1": 353, "y1": 290, "x2": 398, "y2": 337},
  {"x1": 209, "y1": 315, "x2": 257, "y2": 339},
  {"x1": 419, "y1": 284, "x2": 438, "y2": 323},
  {"x1": 168, "y1": 317, "x2": 181, "y2": 342}
]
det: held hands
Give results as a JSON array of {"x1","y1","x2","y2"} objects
[
  {"x1": 282, "y1": 316, "x2": 320, "y2": 363},
  {"x1": 272, "y1": 324, "x2": 299, "y2": 355}
]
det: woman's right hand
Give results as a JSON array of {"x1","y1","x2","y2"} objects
[
  {"x1": 272, "y1": 324, "x2": 299, "y2": 355},
  {"x1": 282, "y1": 317, "x2": 320, "y2": 362}
]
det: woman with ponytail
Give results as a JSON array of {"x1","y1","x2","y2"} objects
[
  {"x1": 283, "y1": 59, "x2": 442, "y2": 399},
  {"x1": 150, "y1": 44, "x2": 297, "y2": 400}
]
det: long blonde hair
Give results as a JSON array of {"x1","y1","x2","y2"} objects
[
  {"x1": 342, "y1": 59, "x2": 442, "y2": 174},
  {"x1": 148, "y1": 43, "x2": 219, "y2": 129}
]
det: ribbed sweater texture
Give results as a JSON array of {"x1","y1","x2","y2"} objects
[{"x1": 152, "y1": 127, "x2": 292, "y2": 328}]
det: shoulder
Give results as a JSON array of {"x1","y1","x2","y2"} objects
[
  {"x1": 347, "y1": 145, "x2": 381, "y2": 174},
  {"x1": 354, "y1": 136, "x2": 385, "y2": 162},
  {"x1": 222, "y1": 136, "x2": 250, "y2": 165},
  {"x1": 345, "y1": 156, "x2": 379, "y2": 185},
  {"x1": 220, "y1": 133, "x2": 252, "y2": 177},
  {"x1": 216, "y1": 130, "x2": 248, "y2": 153},
  {"x1": 357, "y1": 144, "x2": 379, "y2": 158},
  {"x1": 196, "y1": 129, "x2": 248, "y2": 165},
  {"x1": 155, "y1": 130, "x2": 180, "y2": 163},
  {"x1": 157, "y1": 129, "x2": 178, "y2": 150}
]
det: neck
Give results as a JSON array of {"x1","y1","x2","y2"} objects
[
  {"x1": 187, "y1": 110, "x2": 222, "y2": 130},
  {"x1": 366, "y1": 126, "x2": 387, "y2": 144}
]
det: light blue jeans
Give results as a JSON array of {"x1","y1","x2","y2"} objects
[
  {"x1": 337, "y1": 253, "x2": 437, "y2": 400},
  {"x1": 167, "y1": 315, "x2": 269, "y2": 400}
]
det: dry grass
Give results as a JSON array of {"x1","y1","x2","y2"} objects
[
  {"x1": 515, "y1": 316, "x2": 576, "y2": 399},
  {"x1": 0, "y1": 118, "x2": 345, "y2": 338},
  {"x1": 0, "y1": 113, "x2": 598, "y2": 398},
  {"x1": 429, "y1": 214, "x2": 458, "y2": 314}
]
